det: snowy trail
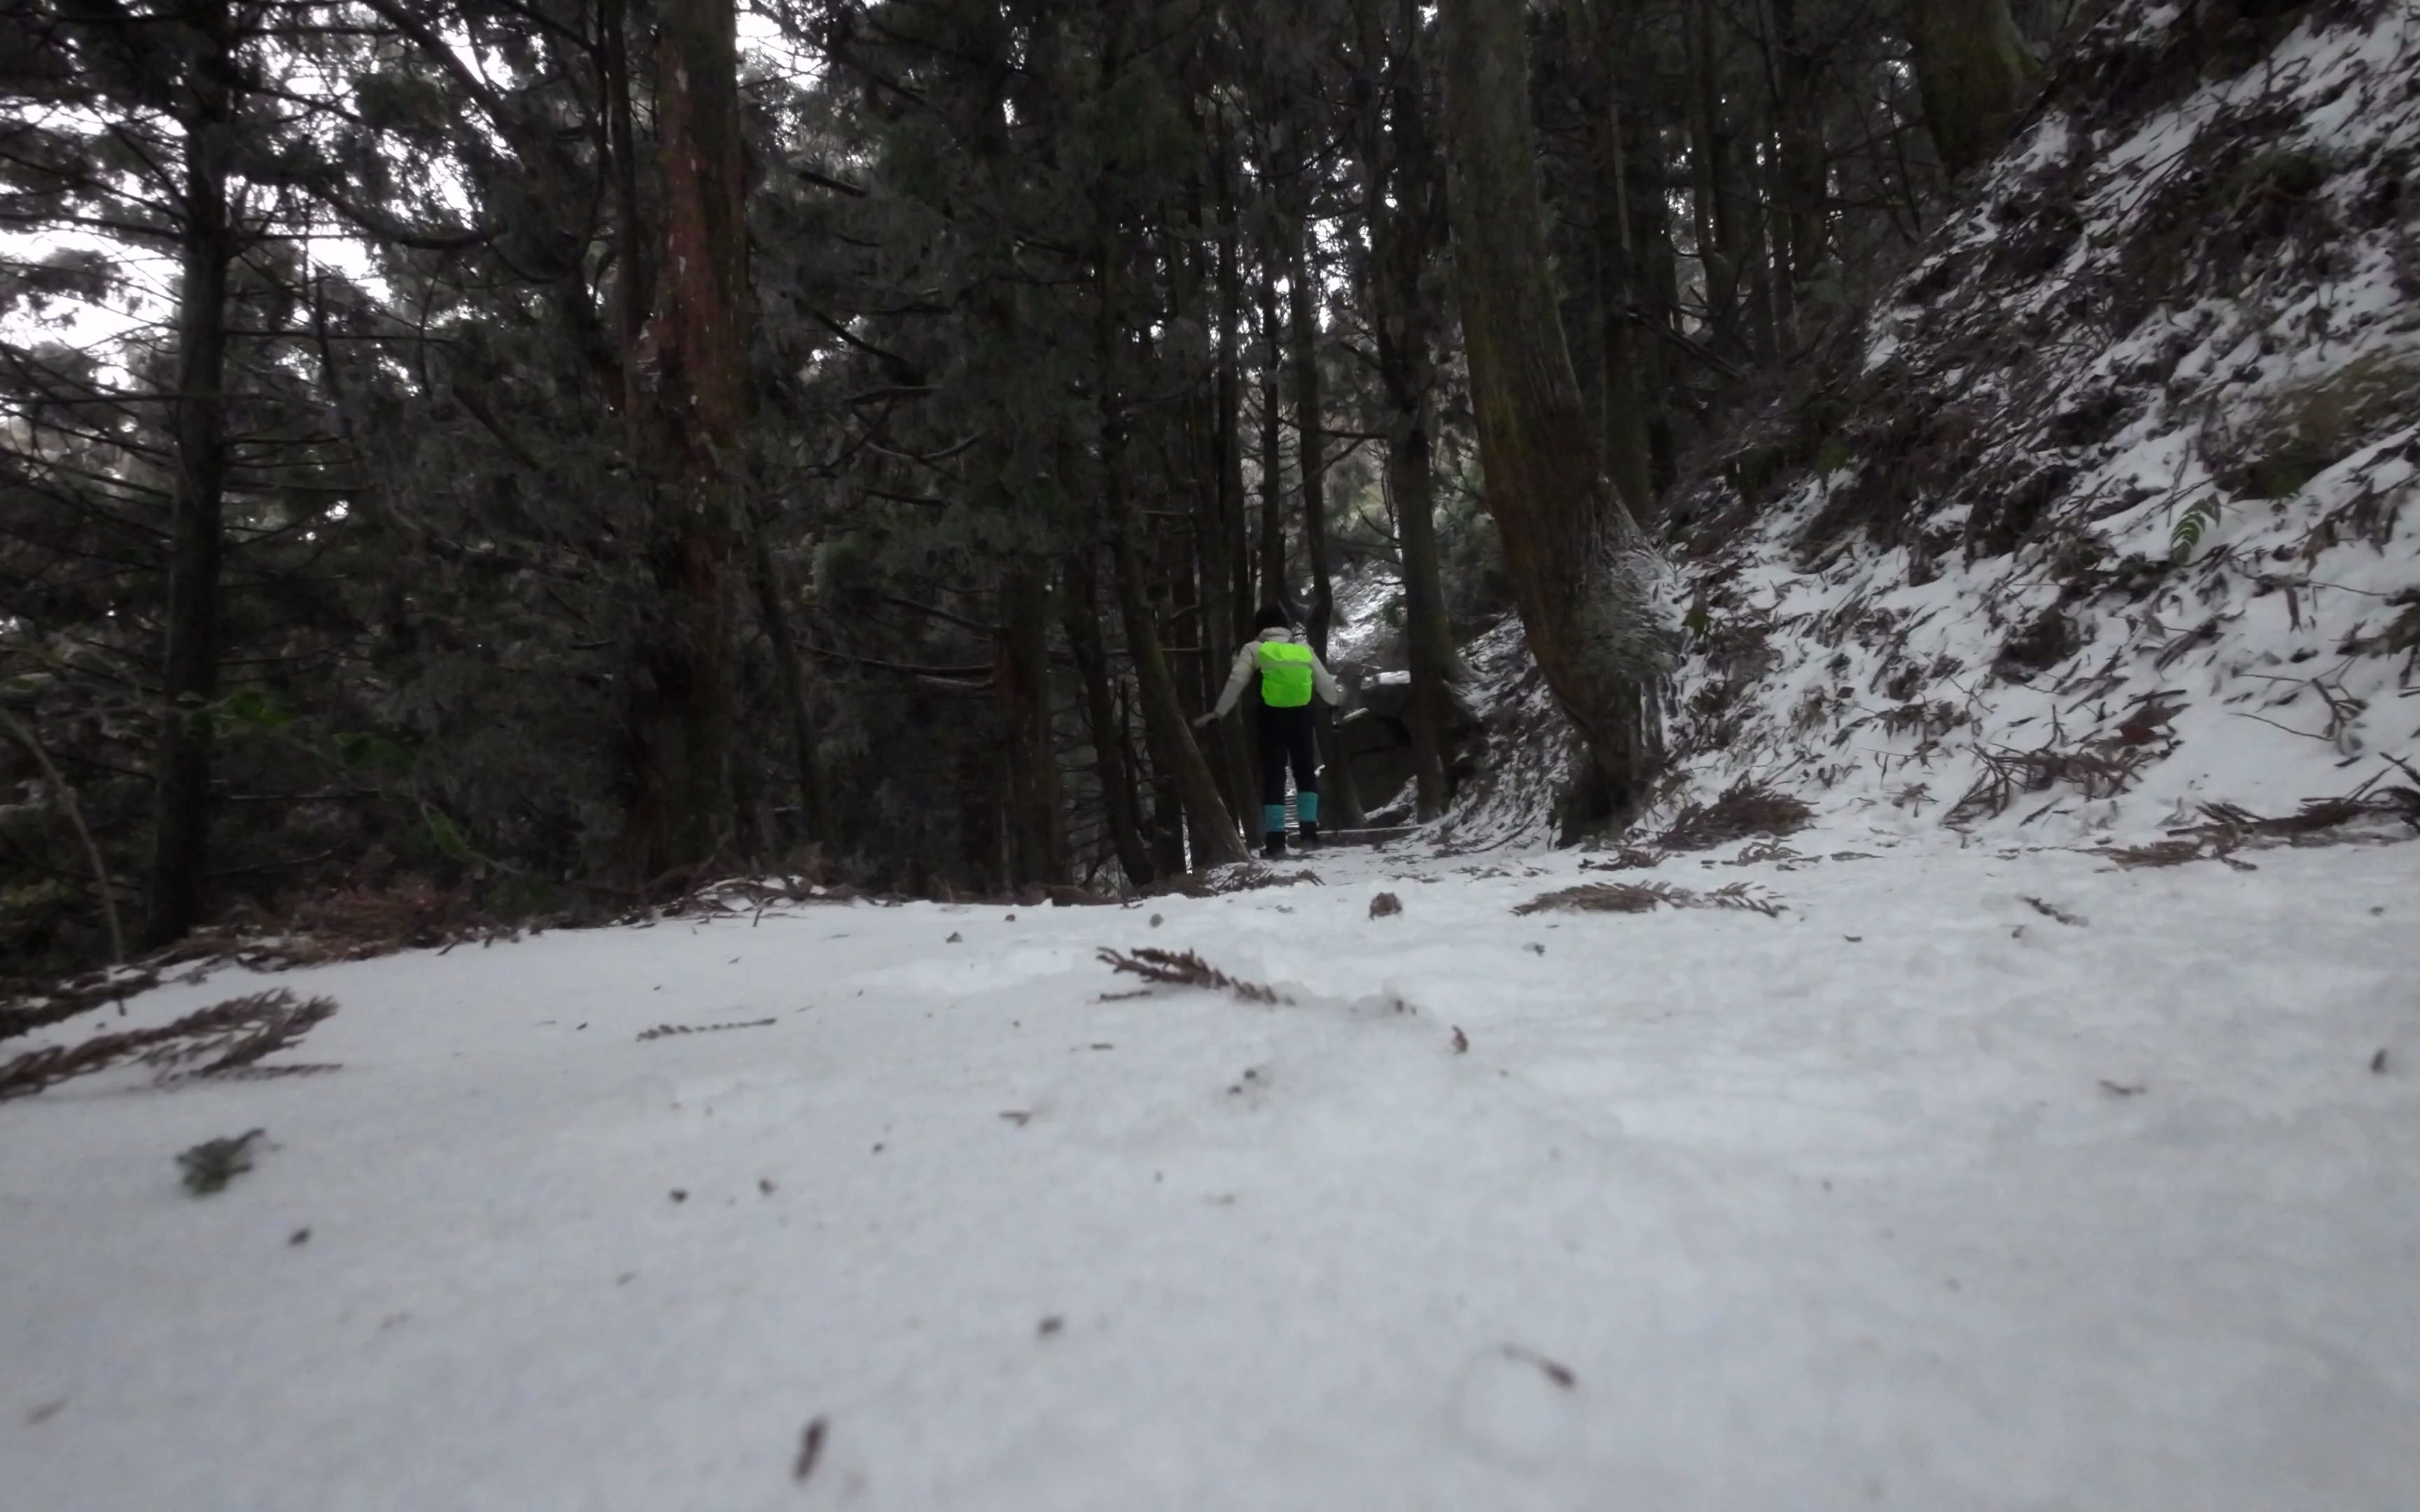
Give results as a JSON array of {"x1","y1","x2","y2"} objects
[{"x1": 5, "y1": 830, "x2": 2417, "y2": 1511}]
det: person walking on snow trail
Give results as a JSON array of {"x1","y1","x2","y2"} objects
[{"x1": 1195, "y1": 604, "x2": 1344, "y2": 860}]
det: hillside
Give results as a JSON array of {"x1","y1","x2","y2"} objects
[{"x1": 1459, "y1": 0, "x2": 2420, "y2": 854}]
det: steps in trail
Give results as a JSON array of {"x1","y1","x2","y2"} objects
[{"x1": 1311, "y1": 827, "x2": 1405, "y2": 850}]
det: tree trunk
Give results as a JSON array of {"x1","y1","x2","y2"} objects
[
  {"x1": 620, "y1": 0, "x2": 748, "y2": 886},
  {"x1": 1764, "y1": 0, "x2": 1830, "y2": 342},
  {"x1": 1063, "y1": 554, "x2": 1155, "y2": 887},
  {"x1": 1256, "y1": 248, "x2": 1287, "y2": 607},
  {"x1": 1909, "y1": 0, "x2": 2040, "y2": 181},
  {"x1": 1689, "y1": 0, "x2": 1747, "y2": 369},
  {"x1": 996, "y1": 569, "x2": 1069, "y2": 887},
  {"x1": 1093, "y1": 150, "x2": 1247, "y2": 868},
  {"x1": 1583, "y1": 8, "x2": 1655, "y2": 521},
  {"x1": 144, "y1": 4, "x2": 236, "y2": 947},
  {"x1": 1440, "y1": 0, "x2": 1671, "y2": 819},
  {"x1": 1108, "y1": 503, "x2": 1244, "y2": 867},
  {"x1": 1356, "y1": 0, "x2": 1454, "y2": 822},
  {"x1": 1213, "y1": 118, "x2": 1264, "y2": 841},
  {"x1": 1284, "y1": 209, "x2": 1334, "y2": 647},
  {"x1": 1279, "y1": 193, "x2": 1366, "y2": 830},
  {"x1": 744, "y1": 490, "x2": 822, "y2": 852}
]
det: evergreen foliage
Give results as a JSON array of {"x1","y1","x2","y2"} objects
[{"x1": 1, "y1": 0, "x2": 2056, "y2": 971}]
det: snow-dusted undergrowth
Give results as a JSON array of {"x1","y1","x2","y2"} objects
[{"x1": 1646, "y1": 0, "x2": 2420, "y2": 850}]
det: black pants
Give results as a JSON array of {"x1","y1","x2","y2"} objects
[{"x1": 1258, "y1": 704, "x2": 1319, "y2": 807}]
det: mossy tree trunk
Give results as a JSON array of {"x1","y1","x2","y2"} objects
[{"x1": 1440, "y1": 0, "x2": 1671, "y2": 821}]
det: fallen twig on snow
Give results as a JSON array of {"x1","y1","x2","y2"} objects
[
  {"x1": 2021, "y1": 896, "x2": 2088, "y2": 926},
  {"x1": 1095, "y1": 948, "x2": 1291, "y2": 1004}
]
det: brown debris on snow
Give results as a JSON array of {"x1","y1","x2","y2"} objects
[
  {"x1": 635, "y1": 1018, "x2": 778, "y2": 1042},
  {"x1": 1143, "y1": 867, "x2": 1323, "y2": 900},
  {"x1": 1513, "y1": 880, "x2": 1785, "y2": 918},
  {"x1": 1652, "y1": 782, "x2": 1815, "y2": 853},
  {"x1": 2101, "y1": 775, "x2": 2420, "y2": 868},
  {"x1": 2021, "y1": 896, "x2": 2088, "y2": 926},
  {"x1": 2, "y1": 990, "x2": 340, "y2": 1102},
  {"x1": 1095, "y1": 948, "x2": 1292, "y2": 1005}
]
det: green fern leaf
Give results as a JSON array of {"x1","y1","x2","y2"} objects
[{"x1": 2171, "y1": 497, "x2": 2221, "y2": 562}]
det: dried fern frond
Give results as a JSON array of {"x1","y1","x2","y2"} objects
[
  {"x1": 1515, "y1": 880, "x2": 1786, "y2": 918},
  {"x1": 1703, "y1": 882, "x2": 1786, "y2": 917},
  {"x1": 637, "y1": 1017, "x2": 778, "y2": 1042},
  {"x1": 1143, "y1": 867, "x2": 1324, "y2": 900},
  {"x1": 0, "y1": 968, "x2": 163, "y2": 1046},
  {"x1": 1577, "y1": 847, "x2": 1663, "y2": 872},
  {"x1": 138, "y1": 990, "x2": 338, "y2": 1076},
  {"x1": 2, "y1": 990, "x2": 339, "y2": 1102},
  {"x1": 1095, "y1": 948, "x2": 1291, "y2": 1004},
  {"x1": 1514, "y1": 881, "x2": 1677, "y2": 916}
]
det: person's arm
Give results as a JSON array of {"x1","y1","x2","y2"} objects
[
  {"x1": 1199, "y1": 644, "x2": 1256, "y2": 723},
  {"x1": 1309, "y1": 650, "x2": 1344, "y2": 707}
]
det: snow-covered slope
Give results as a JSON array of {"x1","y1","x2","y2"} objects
[
  {"x1": 1636, "y1": 1, "x2": 2420, "y2": 848},
  {"x1": 6, "y1": 826, "x2": 2417, "y2": 1510}
]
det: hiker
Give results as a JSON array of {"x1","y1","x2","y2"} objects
[{"x1": 1195, "y1": 604, "x2": 1344, "y2": 859}]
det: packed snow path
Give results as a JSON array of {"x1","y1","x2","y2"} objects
[{"x1": 6, "y1": 830, "x2": 2416, "y2": 1511}]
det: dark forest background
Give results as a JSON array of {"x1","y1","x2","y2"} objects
[{"x1": 1, "y1": 0, "x2": 2071, "y2": 971}]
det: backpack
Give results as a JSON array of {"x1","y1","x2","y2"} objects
[{"x1": 1256, "y1": 640, "x2": 1315, "y2": 708}]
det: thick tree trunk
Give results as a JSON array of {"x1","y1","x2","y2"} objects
[
  {"x1": 1910, "y1": 0, "x2": 2040, "y2": 181},
  {"x1": 620, "y1": 0, "x2": 748, "y2": 886},
  {"x1": 144, "y1": 5, "x2": 236, "y2": 947},
  {"x1": 1440, "y1": 0, "x2": 1671, "y2": 818}
]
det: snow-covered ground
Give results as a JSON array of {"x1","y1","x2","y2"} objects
[{"x1": 6, "y1": 822, "x2": 2416, "y2": 1511}]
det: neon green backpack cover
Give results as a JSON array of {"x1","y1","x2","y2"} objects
[{"x1": 1256, "y1": 640, "x2": 1315, "y2": 708}]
